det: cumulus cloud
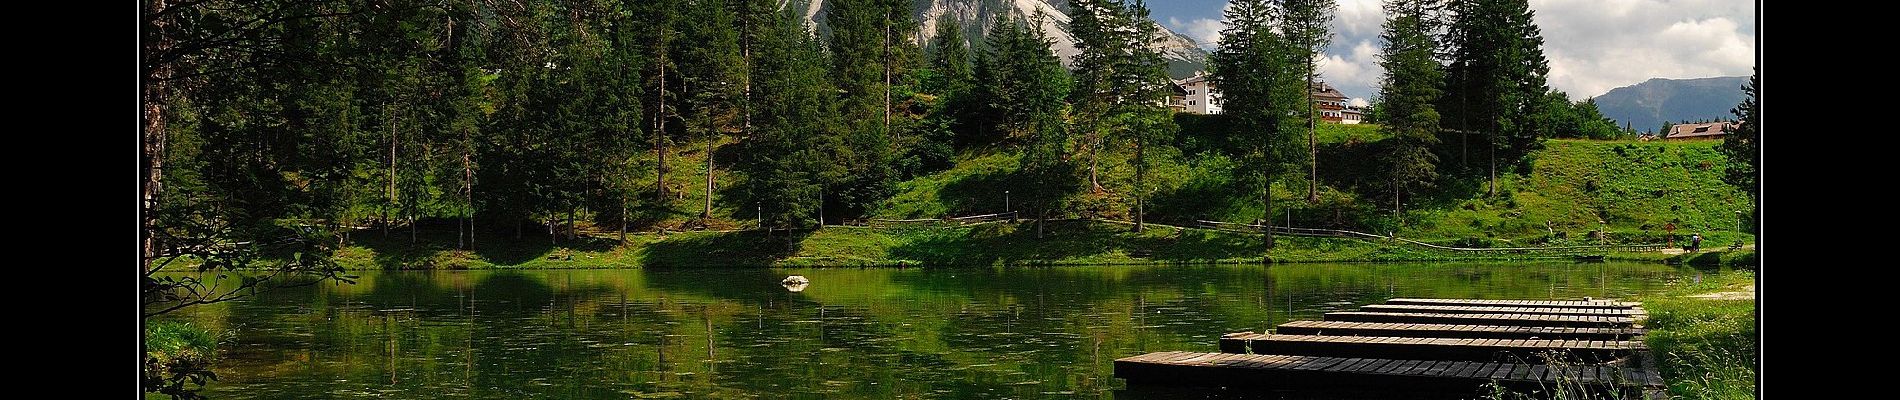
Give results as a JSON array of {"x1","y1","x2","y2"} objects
[
  {"x1": 1162, "y1": 0, "x2": 1755, "y2": 102},
  {"x1": 1167, "y1": 16, "x2": 1227, "y2": 48},
  {"x1": 1531, "y1": 0, "x2": 1756, "y2": 98}
]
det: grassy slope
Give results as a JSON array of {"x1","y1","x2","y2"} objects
[
  {"x1": 334, "y1": 219, "x2": 1515, "y2": 269},
  {"x1": 324, "y1": 123, "x2": 1757, "y2": 269},
  {"x1": 1411, "y1": 139, "x2": 1754, "y2": 247}
]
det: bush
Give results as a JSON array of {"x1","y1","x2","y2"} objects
[{"x1": 144, "y1": 321, "x2": 223, "y2": 399}]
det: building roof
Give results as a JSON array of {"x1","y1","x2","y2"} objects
[
  {"x1": 1667, "y1": 121, "x2": 1735, "y2": 139},
  {"x1": 1176, "y1": 70, "x2": 1211, "y2": 86},
  {"x1": 1310, "y1": 81, "x2": 1348, "y2": 101}
]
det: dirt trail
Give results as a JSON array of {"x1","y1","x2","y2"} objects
[{"x1": 1689, "y1": 284, "x2": 1755, "y2": 300}]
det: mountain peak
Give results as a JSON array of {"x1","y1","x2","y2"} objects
[
  {"x1": 795, "y1": 0, "x2": 1209, "y2": 71},
  {"x1": 1594, "y1": 76, "x2": 1748, "y2": 131}
]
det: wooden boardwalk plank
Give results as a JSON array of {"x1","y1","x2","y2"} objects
[
  {"x1": 1385, "y1": 298, "x2": 1640, "y2": 309},
  {"x1": 1326, "y1": 311, "x2": 1635, "y2": 328},
  {"x1": 1276, "y1": 320, "x2": 1643, "y2": 340},
  {"x1": 1115, "y1": 352, "x2": 1645, "y2": 393},
  {"x1": 1244, "y1": 334, "x2": 1639, "y2": 362},
  {"x1": 1361, "y1": 304, "x2": 1646, "y2": 317}
]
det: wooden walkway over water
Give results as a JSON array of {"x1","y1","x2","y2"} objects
[
  {"x1": 1385, "y1": 298, "x2": 1641, "y2": 309},
  {"x1": 1326, "y1": 311, "x2": 1637, "y2": 328},
  {"x1": 1358, "y1": 304, "x2": 1648, "y2": 317},
  {"x1": 1116, "y1": 351, "x2": 1663, "y2": 395},
  {"x1": 1272, "y1": 320, "x2": 1645, "y2": 341},
  {"x1": 1116, "y1": 297, "x2": 1663, "y2": 398},
  {"x1": 1219, "y1": 333, "x2": 1642, "y2": 363}
]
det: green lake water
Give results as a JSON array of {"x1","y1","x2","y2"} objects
[{"x1": 157, "y1": 262, "x2": 1697, "y2": 399}]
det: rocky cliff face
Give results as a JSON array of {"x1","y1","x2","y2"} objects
[{"x1": 791, "y1": 0, "x2": 1209, "y2": 68}]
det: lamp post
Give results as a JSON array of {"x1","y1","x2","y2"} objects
[{"x1": 1005, "y1": 190, "x2": 1011, "y2": 214}]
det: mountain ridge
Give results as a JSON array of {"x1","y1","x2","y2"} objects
[{"x1": 1593, "y1": 76, "x2": 1748, "y2": 132}]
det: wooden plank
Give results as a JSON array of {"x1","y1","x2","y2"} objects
[
  {"x1": 1385, "y1": 298, "x2": 1640, "y2": 309},
  {"x1": 1242, "y1": 334, "x2": 1636, "y2": 363},
  {"x1": 1326, "y1": 311, "x2": 1634, "y2": 328},
  {"x1": 1361, "y1": 304, "x2": 1644, "y2": 317}
]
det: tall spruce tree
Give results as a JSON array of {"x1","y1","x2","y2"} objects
[
  {"x1": 680, "y1": 0, "x2": 744, "y2": 221},
  {"x1": 1209, "y1": 0, "x2": 1304, "y2": 249},
  {"x1": 742, "y1": 5, "x2": 836, "y2": 237},
  {"x1": 974, "y1": 12, "x2": 1074, "y2": 237},
  {"x1": 1719, "y1": 71, "x2": 1758, "y2": 234},
  {"x1": 1284, "y1": 0, "x2": 1337, "y2": 203},
  {"x1": 1378, "y1": 0, "x2": 1444, "y2": 228},
  {"x1": 1067, "y1": 0, "x2": 1173, "y2": 230},
  {"x1": 1441, "y1": 0, "x2": 1550, "y2": 196}
]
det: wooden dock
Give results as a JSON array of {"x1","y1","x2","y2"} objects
[
  {"x1": 1116, "y1": 297, "x2": 1660, "y2": 397},
  {"x1": 1359, "y1": 304, "x2": 1647, "y2": 317},
  {"x1": 1272, "y1": 320, "x2": 1645, "y2": 341},
  {"x1": 1325, "y1": 311, "x2": 1636, "y2": 328},
  {"x1": 1115, "y1": 351, "x2": 1660, "y2": 395},
  {"x1": 1384, "y1": 298, "x2": 1640, "y2": 309},
  {"x1": 1219, "y1": 333, "x2": 1642, "y2": 363}
]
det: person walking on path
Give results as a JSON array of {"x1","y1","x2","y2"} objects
[{"x1": 1690, "y1": 233, "x2": 1703, "y2": 252}]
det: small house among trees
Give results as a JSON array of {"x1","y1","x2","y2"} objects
[{"x1": 1666, "y1": 121, "x2": 1736, "y2": 140}]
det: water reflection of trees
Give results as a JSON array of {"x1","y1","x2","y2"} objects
[{"x1": 157, "y1": 262, "x2": 1682, "y2": 399}]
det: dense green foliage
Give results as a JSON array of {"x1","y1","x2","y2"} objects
[
  {"x1": 1441, "y1": 0, "x2": 1551, "y2": 193},
  {"x1": 1377, "y1": 0, "x2": 1444, "y2": 224},
  {"x1": 1066, "y1": 0, "x2": 1176, "y2": 231},
  {"x1": 144, "y1": 321, "x2": 223, "y2": 399},
  {"x1": 1207, "y1": 0, "x2": 1306, "y2": 247},
  {"x1": 1718, "y1": 73, "x2": 1758, "y2": 233},
  {"x1": 1283, "y1": 0, "x2": 1337, "y2": 202}
]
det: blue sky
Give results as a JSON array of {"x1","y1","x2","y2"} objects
[{"x1": 1150, "y1": 0, "x2": 1757, "y2": 102}]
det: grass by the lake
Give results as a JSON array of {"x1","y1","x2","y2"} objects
[
  {"x1": 1638, "y1": 270, "x2": 1757, "y2": 399},
  {"x1": 308, "y1": 132, "x2": 1756, "y2": 270},
  {"x1": 328, "y1": 219, "x2": 1603, "y2": 269}
]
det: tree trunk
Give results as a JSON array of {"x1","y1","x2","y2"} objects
[
  {"x1": 1307, "y1": 69, "x2": 1318, "y2": 203},
  {"x1": 142, "y1": 15, "x2": 170, "y2": 269},
  {"x1": 1488, "y1": 139, "x2": 1497, "y2": 197},
  {"x1": 883, "y1": 11, "x2": 894, "y2": 146},
  {"x1": 1393, "y1": 173, "x2": 1401, "y2": 227},
  {"x1": 1133, "y1": 136, "x2": 1144, "y2": 233},
  {"x1": 657, "y1": 42, "x2": 670, "y2": 205},
  {"x1": 1263, "y1": 179, "x2": 1275, "y2": 250},
  {"x1": 386, "y1": 104, "x2": 398, "y2": 238},
  {"x1": 703, "y1": 122, "x2": 715, "y2": 220},
  {"x1": 463, "y1": 134, "x2": 474, "y2": 251}
]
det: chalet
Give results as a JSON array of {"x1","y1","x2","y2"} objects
[
  {"x1": 1311, "y1": 81, "x2": 1350, "y2": 122},
  {"x1": 1666, "y1": 121, "x2": 1736, "y2": 140},
  {"x1": 1175, "y1": 71, "x2": 1223, "y2": 115},
  {"x1": 1341, "y1": 107, "x2": 1365, "y2": 124},
  {"x1": 1171, "y1": 72, "x2": 1362, "y2": 120}
]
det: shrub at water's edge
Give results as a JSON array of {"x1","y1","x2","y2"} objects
[{"x1": 144, "y1": 321, "x2": 223, "y2": 399}]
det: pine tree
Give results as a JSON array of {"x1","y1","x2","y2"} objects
[
  {"x1": 974, "y1": 12, "x2": 1074, "y2": 238},
  {"x1": 742, "y1": 5, "x2": 836, "y2": 236},
  {"x1": 1441, "y1": 0, "x2": 1550, "y2": 196},
  {"x1": 1719, "y1": 71, "x2": 1758, "y2": 234},
  {"x1": 634, "y1": 0, "x2": 685, "y2": 208},
  {"x1": 1378, "y1": 0, "x2": 1444, "y2": 228},
  {"x1": 1284, "y1": 0, "x2": 1337, "y2": 203},
  {"x1": 679, "y1": 0, "x2": 744, "y2": 221},
  {"x1": 927, "y1": 21, "x2": 974, "y2": 100},
  {"x1": 1209, "y1": 0, "x2": 1305, "y2": 249}
]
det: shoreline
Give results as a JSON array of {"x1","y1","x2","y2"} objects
[{"x1": 217, "y1": 221, "x2": 1756, "y2": 271}]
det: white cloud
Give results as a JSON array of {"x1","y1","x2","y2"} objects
[
  {"x1": 1166, "y1": 0, "x2": 1755, "y2": 102},
  {"x1": 1530, "y1": 0, "x2": 1756, "y2": 98},
  {"x1": 1167, "y1": 16, "x2": 1227, "y2": 48}
]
